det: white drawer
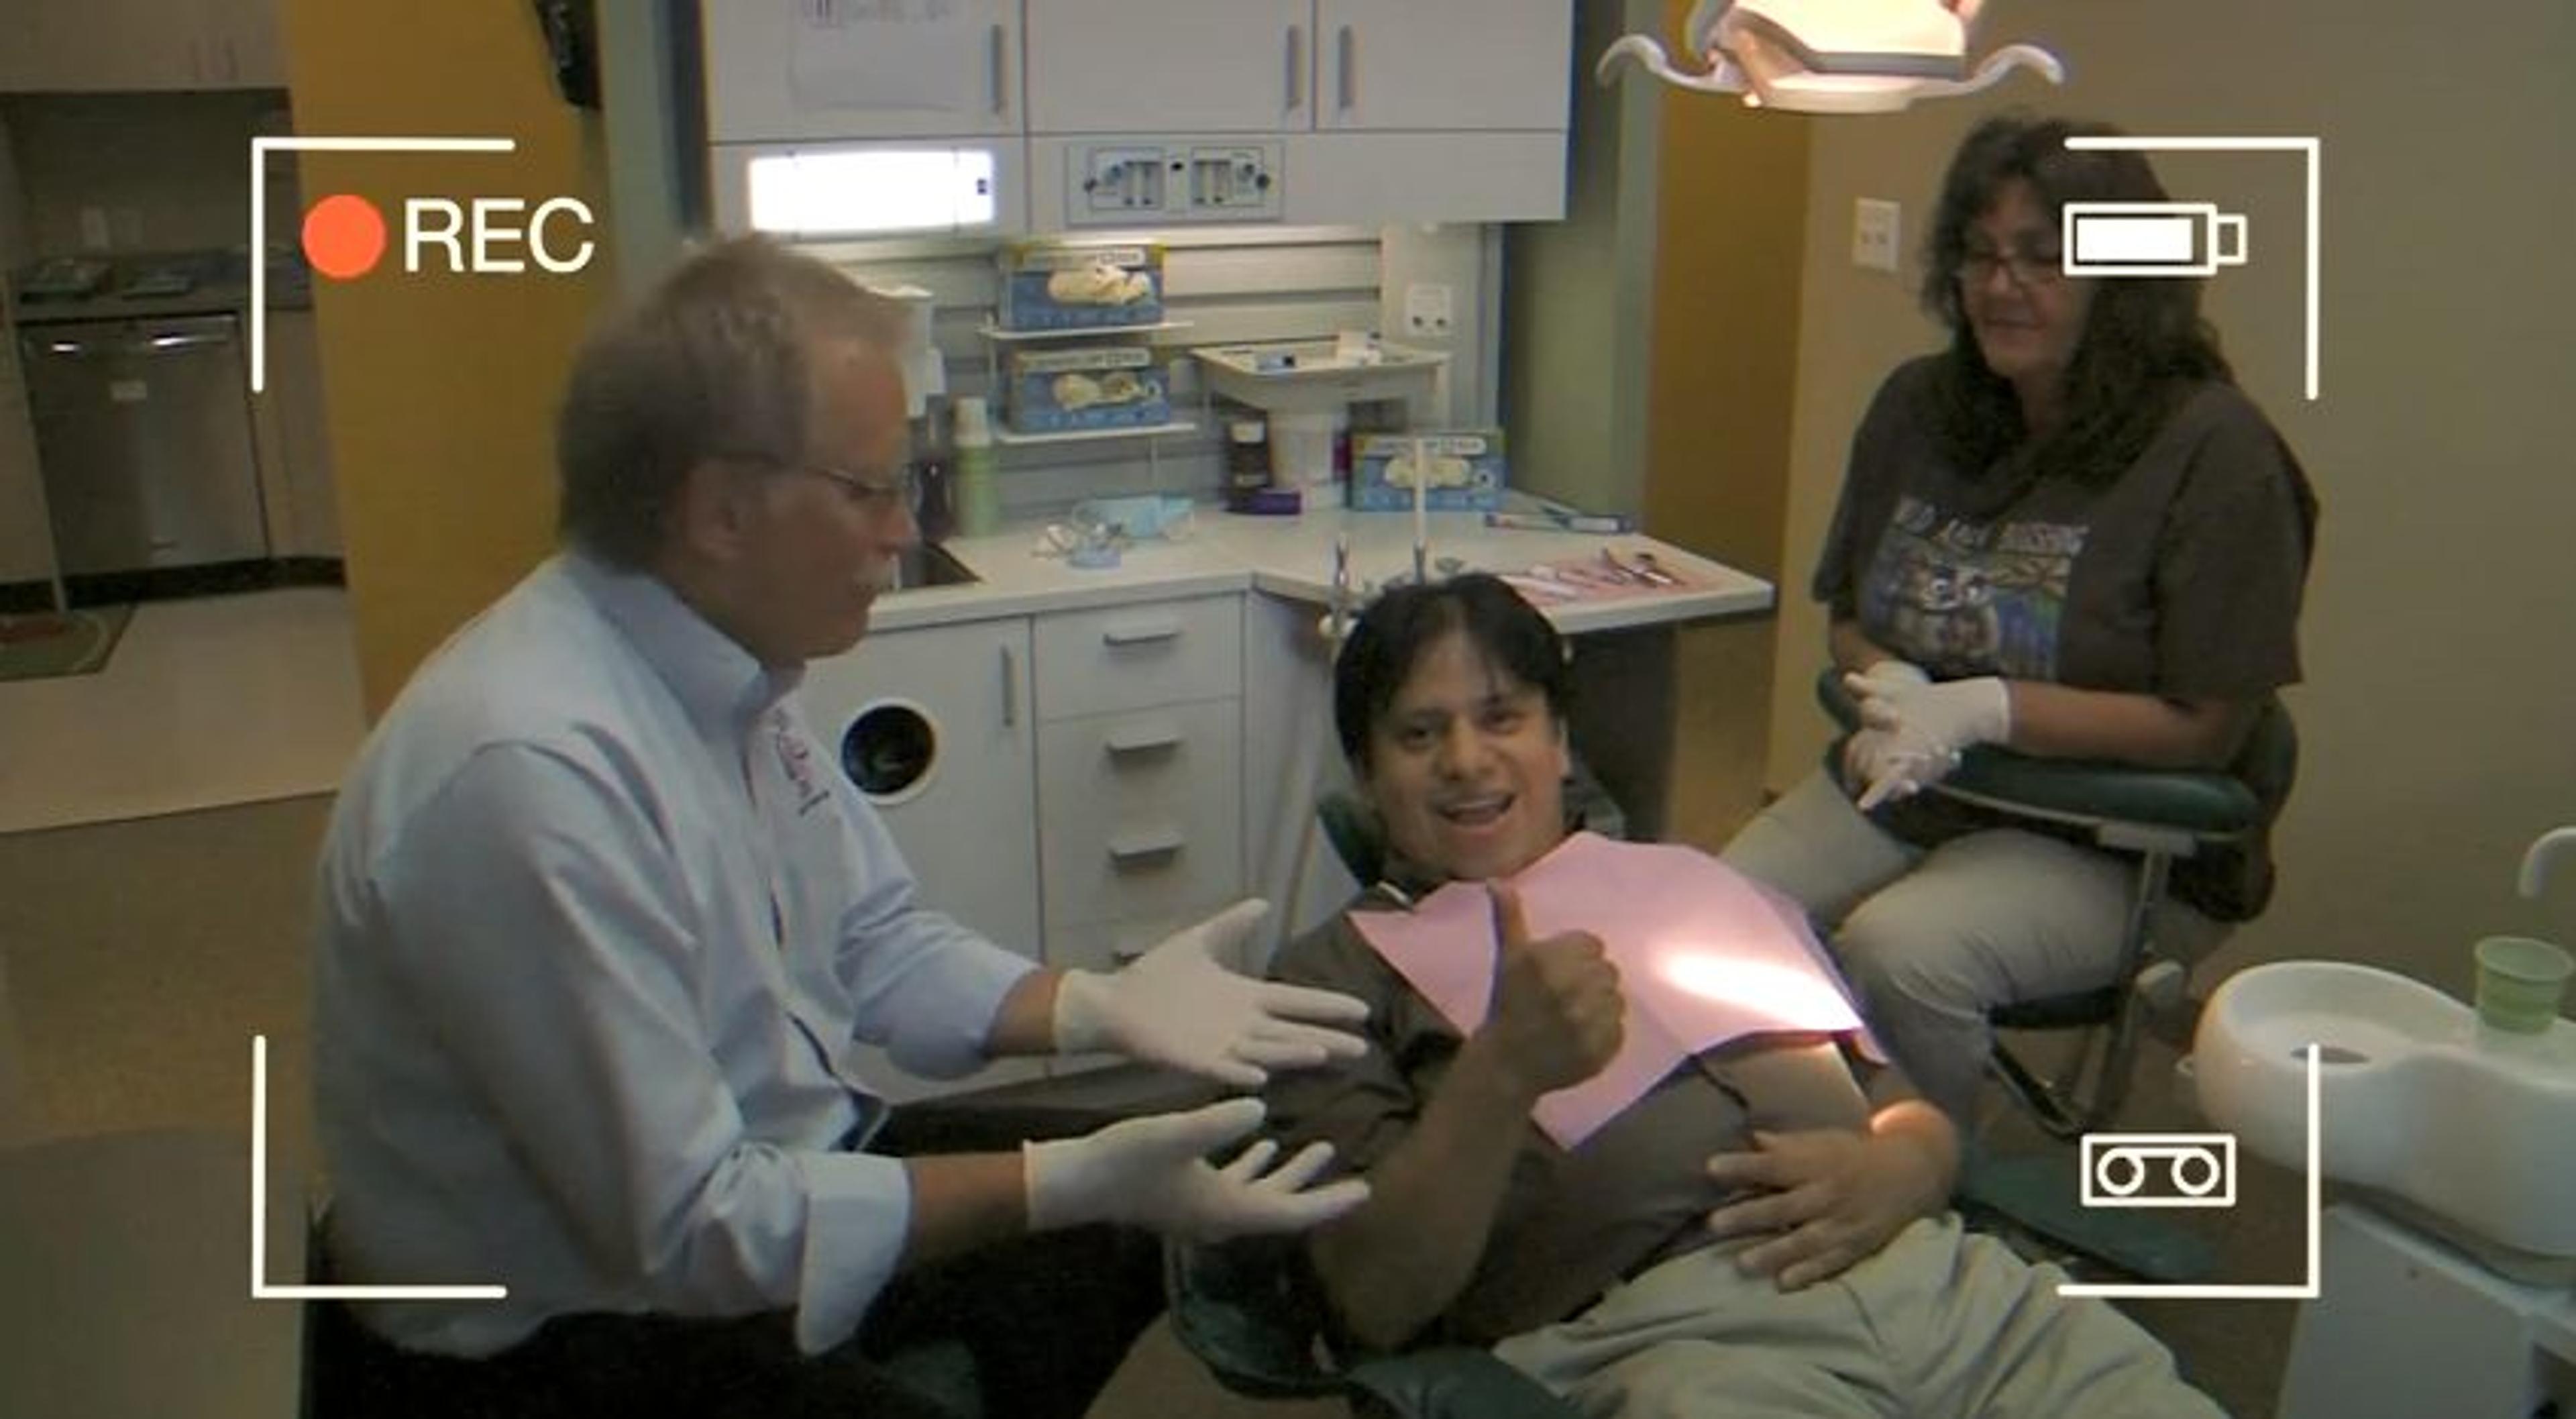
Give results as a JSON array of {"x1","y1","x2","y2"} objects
[
  {"x1": 1037, "y1": 699, "x2": 1243, "y2": 930},
  {"x1": 1033, "y1": 594, "x2": 1241, "y2": 721}
]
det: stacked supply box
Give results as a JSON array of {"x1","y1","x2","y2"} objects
[
  {"x1": 996, "y1": 241, "x2": 1166, "y2": 331},
  {"x1": 1348, "y1": 431, "x2": 1509, "y2": 511},
  {"x1": 1004, "y1": 346, "x2": 1173, "y2": 434}
]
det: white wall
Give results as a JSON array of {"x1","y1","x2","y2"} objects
[{"x1": 1768, "y1": 0, "x2": 2576, "y2": 994}]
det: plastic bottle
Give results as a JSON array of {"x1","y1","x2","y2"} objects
[
  {"x1": 1224, "y1": 409, "x2": 1270, "y2": 513},
  {"x1": 953, "y1": 395, "x2": 1000, "y2": 537},
  {"x1": 910, "y1": 398, "x2": 956, "y2": 543}
]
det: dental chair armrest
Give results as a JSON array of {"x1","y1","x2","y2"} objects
[{"x1": 1815, "y1": 670, "x2": 2259, "y2": 837}]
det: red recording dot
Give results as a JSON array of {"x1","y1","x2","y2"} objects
[{"x1": 301, "y1": 193, "x2": 387, "y2": 280}]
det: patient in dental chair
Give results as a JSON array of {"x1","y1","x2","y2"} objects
[{"x1": 1263, "y1": 573, "x2": 2225, "y2": 1416}]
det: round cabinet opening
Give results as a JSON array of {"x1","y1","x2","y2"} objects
[{"x1": 842, "y1": 700, "x2": 938, "y2": 804}]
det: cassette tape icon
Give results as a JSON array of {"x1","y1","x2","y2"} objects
[{"x1": 2079, "y1": 1133, "x2": 2238, "y2": 1209}]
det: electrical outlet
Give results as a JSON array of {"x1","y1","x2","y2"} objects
[
  {"x1": 1853, "y1": 197, "x2": 1900, "y2": 273},
  {"x1": 1403, "y1": 282, "x2": 1454, "y2": 338}
]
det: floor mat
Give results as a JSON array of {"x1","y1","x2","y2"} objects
[{"x1": 0, "y1": 607, "x2": 133, "y2": 682}]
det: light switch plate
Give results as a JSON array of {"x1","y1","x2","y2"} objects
[
  {"x1": 1853, "y1": 197, "x2": 1900, "y2": 273},
  {"x1": 1403, "y1": 282, "x2": 1454, "y2": 337}
]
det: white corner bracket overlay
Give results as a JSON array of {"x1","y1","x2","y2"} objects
[
  {"x1": 2061, "y1": 136, "x2": 2322, "y2": 401},
  {"x1": 250, "y1": 1034, "x2": 506, "y2": 1301},
  {"x1": 2055, "y1": 1045, "x2": 2324, "y2": 1301},
  {"x1": 246, "y1": 136, "x2": 518, "y2": 395}
]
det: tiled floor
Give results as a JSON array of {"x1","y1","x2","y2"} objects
[{"x1": 0, "y1": 588, "x2": 365, "y2": 835}]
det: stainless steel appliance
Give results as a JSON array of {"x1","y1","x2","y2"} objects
[{"x1": 17, "y1": 314, "x2": 268, "y2": 576}]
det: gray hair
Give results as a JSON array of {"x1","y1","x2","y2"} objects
[{"x1": 555, "y1": 234, "x2": 905, "y2": 566}]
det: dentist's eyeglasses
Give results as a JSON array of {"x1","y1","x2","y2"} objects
[
  {"x1": 792, "y1": 462, "x2": 922, "y2": 515},
  {"x1": 1958, "y1": 244, "x2": 2067, "y2": 288}
]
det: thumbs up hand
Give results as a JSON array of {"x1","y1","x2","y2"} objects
[{"x1": 1472, "y1": 882, "x2": 1624, "y2": 1104}]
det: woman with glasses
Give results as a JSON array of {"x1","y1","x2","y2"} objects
[{"x1": 1720, "y1": 115, "x2": 2320, "y2": 1126}]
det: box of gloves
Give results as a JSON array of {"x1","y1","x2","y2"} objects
[
  {"x1": 1002, "y1": 345, "x2": 1173, "y2": 434},
  {"x1": 1348, "y1": 430, "x2": 1509, "y2": 511},
  {"x1": 996, "y1": 240, "x2": 1166, "y2": 331}
]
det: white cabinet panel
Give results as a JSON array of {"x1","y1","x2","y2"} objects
[
  {"x1": 1026, "y1": 0, "x2": 1313, "y2": 136},
  {"x1": 799, "y1": 617, "x2": 1040, "y2": 951},
  {"x1": 199, "y1": 0, "x2": 287, "y2": 88},
  {"x1": 1, "y1": 0, "x2": 284, "y2": 91},
  {"x1": 703, "y1": 0, "x2": 1022, "y2": 144},
  {"x1": 799, "y1": 615, "x2": 1043, "y2": 1101},
  {"x1": 1315, "y1": 0, "x2": 1572, "y2": 132},
  {"x1": 1032, "y1": 592, "x2": 1242, "y2": 721},
  {"x1": 1036, "y1": 699, "x2": 1244, "y2": 933}
]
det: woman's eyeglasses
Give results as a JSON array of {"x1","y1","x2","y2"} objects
[{"x1": 1957, "y1": 244, "x2": 2067, "y2": 288}]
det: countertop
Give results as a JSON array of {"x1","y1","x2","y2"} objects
[
  {"x1": 7, "y1": 250, "x2": 310, "y2": 326},
  {"x1": 869, "y1": 505, "x2": 1776, "y2": 635}
]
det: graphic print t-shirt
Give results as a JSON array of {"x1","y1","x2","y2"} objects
[{"x1": 1812, "y1": 356, "x2": 2318, "y2": 918}]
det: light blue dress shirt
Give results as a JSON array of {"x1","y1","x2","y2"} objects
[{"x1": 313, "y1": 551, "x2": 1038, "y2": 1358}]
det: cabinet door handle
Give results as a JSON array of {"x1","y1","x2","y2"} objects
[
  {"x1": 1100, "y1": 617, "x2": 1181, "y2": 647},
  {"x1": 999, "y1": 645, "x2": 1018, "y2": 727},
  {"x1": 1336, "y1": 25, "x2": 1356, "y2": 113},
  {"x1": 1284, "y1": 25, "x2": 1305, "y2": 113},
  {"x1": 1104, "y1": 720, "x2": 1183, "y2": 755},
  {"x1": 988, "y1": 23, "x2": 1009, "y2": 117},
  {"x1": 1108, "y1": 829, "x2": 1186, "y2": 864}
]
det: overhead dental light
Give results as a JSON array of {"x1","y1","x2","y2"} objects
[{"x1": 1597, "y1": 0, "x2": 2065, "y2": 115}]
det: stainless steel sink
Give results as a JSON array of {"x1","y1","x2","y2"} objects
[{"x1": 887, "y1": 543, "x2": 979, "y2": 592}]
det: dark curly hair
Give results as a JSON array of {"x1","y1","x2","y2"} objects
[{"x1": 1918, "y1": 113, "x2": 2235, "y2": 509}]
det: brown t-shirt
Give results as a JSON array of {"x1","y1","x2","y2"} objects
[
  {"x1": 1813, "y1": 357, "x2": 2320, "y2": 919},
  {"x1": 1261, "y1": 884, "x2": 1882, "y2": 1347}
]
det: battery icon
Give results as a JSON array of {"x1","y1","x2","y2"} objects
[{"x1": 2061, "y1": 202, "x2": 2249, "y2": 277}]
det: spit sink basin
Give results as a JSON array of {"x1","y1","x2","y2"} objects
[{"x1": 2194, "y1": 958, "x2": 2576, "y2": 1268}]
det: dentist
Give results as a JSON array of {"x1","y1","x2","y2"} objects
[{"x1": 308, "y1": 235, "x2": 1368, "y2": 1418}]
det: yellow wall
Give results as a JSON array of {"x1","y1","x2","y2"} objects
[
  {"x1": 276, "y1": 1, "x2": 616, "y2": 715},
  {"x1": 1770, "y1": 0, "x2": 2576, "y2": 990},
  {"x1": 1642, "y1": 1, "x2": 1811, "y2": 851}
]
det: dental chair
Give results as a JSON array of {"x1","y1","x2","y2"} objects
[
  {"x1": 1815, "y1": 668, "x2": 2299, "y2": 1276},
  {"x1": 1167, "y1": 777, "x2": 1635, "y2": 1417},
  {"x1": 1167, "y1": 1234, "x2": 1576, "y2": 1418}
]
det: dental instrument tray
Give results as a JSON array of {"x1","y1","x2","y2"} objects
[{"x1": 1194, "y1": 339, "x2": 1446, "y2": 413}]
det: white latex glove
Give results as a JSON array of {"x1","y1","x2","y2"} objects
[
  {"x1": 1858, "y1": 655, "x2": 1931, "y2": 688},
  {"x1": 1843, "y1": 670, "x2": 2012, "y2": 810},
  {"x1": 1843, "y1": 725, "x2": 1955, "y2": 811},
  {"x1": 1053, "y1": 899, "x2": 1371, "y2": 1087},
  {"x1": 1024, "y1": 1097, "x2": 1371, "y2": 1241}
]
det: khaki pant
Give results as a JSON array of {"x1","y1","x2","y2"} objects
[
  {"x1": 1719, "y1": 773, "x2": 2226, "y2": 1122},
  {"x1": 1494, "y1": 1215, "x2": 2226, "y2": 1418}
]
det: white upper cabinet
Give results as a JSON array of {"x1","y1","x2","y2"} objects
[
  {"x1": 1026, "y1": 0, "x2": 1313, "y2": 136},
  {"x1": 702, "y1": 0, "x2": 1022, "y2": 143},
  {"x1": 1026, "y1": 0, "x2": 1571, "y2": 138},
  {"x1": 1313, "y1": 0, "x2": 1571, "y2": 133},
  {"x1": 0, "y1": 0, "x2": 285, "y2": 93}
]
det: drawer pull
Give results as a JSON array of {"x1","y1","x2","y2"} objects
[
  {"x1": 1101, "y1": 617, "x2": 1181, "y2": 647},
  {"x1": 1104, "y1": 721, "x2": 1183, "y2": 755},
  {"x1": 1108, "y1": 829, "x2": 1186, "y2": 864}
]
